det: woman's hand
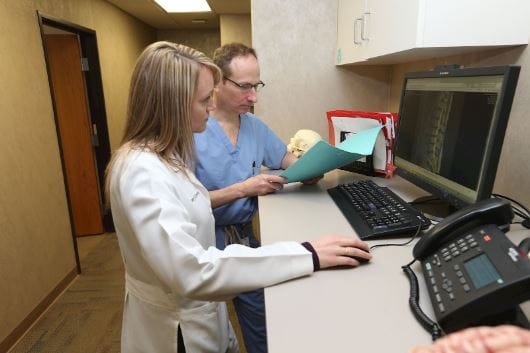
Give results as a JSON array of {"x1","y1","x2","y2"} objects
[{"x1": 309, "y1": 236, "x2": 372, "y2": 268}]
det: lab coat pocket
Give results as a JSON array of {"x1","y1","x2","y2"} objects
[
  {"x1": 121, "y1": 291, "x2": 180, "y2": 353},
  {"x1": 179, "y1": 301, "x2": 236, "y2": 353}
]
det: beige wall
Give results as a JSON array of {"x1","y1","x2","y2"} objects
[
  {"x1": 389, "y1": 46, "x2": 530, "y2": 208},
  {"x1": 0, "y1": 0, "x2": 155, "y2": 346},
  {"x1": 252, "y1": 0, "x2": 391, "y2": 142},
  {"x1": 220, "y1": 14, "x2": 251, "y2": 46},
  {"x1": 158, "y1": 29, "x2": 220, "y2": 58}
]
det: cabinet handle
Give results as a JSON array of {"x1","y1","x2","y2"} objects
[
  {"x1": 354, "y1": 17, "x2": 363, "y2": 44},
  {"x1": 361, "y1": 12, "x2": 371, "y2": 41}
]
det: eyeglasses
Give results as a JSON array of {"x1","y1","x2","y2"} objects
[{"x1": 223, "y1": 76, "x2": 265, "y2": 92}]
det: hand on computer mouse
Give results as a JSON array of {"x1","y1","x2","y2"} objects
[
  {"x1": 350, "y1": 255, "x2": 370, "y2": 264},
  {"x1": 309, "y1": 236, "x2": 372, "y2": 269}
]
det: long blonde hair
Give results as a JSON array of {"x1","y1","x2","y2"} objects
[{"x1": 105, "y1": 41, "x2": 220, "y2": 201}]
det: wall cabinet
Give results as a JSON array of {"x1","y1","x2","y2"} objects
[{"x1": 337, "y1": 0, "x2": 530, "y2": 65}]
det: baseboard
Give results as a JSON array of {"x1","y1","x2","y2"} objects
[{"x1": 0, "y1": 268, "x2": 78, "y2": 353}]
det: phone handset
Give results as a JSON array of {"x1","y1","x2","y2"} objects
[{"x1": 412, "y1": 198, "x2": 514, "y2": 260}]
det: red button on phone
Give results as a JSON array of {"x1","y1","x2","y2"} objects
[{"x1": 483, "y1": 234, "x2": 492, "y2": 242}]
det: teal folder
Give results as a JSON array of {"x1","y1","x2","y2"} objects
[{"x1": 280, "y1": 126, "x2": 381, "y2": 183}]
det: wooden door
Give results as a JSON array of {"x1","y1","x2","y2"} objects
[{"x1": 45, "y1": 34, "x2": 104, "y2": 236}]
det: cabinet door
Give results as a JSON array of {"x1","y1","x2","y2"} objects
[
  {"x1": 421, "y1": 0, "x2": 530, "y2": 47},
  {"x1": 366, "y1": 0, "x2": 421, "y2": 60},
  {"x1": 337, "y1": 0, "x2": 368, "y2": 64}
]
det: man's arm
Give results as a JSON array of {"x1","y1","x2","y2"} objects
[
  {"x1": 209, "y1": 174, "x2": 287, "y2": 208},
  {"x1": 209, "y1": 150, "x2": 294, "y2": 209},
  {"x1": 209, "y1": 151, "x2": 319, "y2": 209},
  {"x1": 280, "y1": 151, "x2": 298, "y2": 170}
]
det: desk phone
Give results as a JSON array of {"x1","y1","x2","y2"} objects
[{"x1": 410, "y1": 198, "x2": 530, "y2": 334}]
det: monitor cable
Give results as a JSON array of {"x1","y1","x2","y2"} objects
[{"x1": 493, "y1": 194, "x2": 530, "y2": 229}]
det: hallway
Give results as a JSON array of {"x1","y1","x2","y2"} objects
[{"x1": 9, "y1": 234, "x2": 123, "y2": 353}]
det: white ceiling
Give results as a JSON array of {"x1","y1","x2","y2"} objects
[{"x1": 106, "y1": 0, "x2": 251, "y2": 29}]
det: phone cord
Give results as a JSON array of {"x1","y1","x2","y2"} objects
[{"x1": 402, "y1": 263, "x2": 443, "y2": 341}]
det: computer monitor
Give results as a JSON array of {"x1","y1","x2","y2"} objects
[{"x1": 393, "y1": 65, "x2": 520, "y2": 214}]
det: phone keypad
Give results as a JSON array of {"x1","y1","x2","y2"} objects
[
  {"x1": 439, "y1": 234, "x2": 480, "y2": 262},
  {"x1": 425, "y1": 233, "x2": 483, "y2": 314}
]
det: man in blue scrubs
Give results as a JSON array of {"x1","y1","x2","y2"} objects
[{"x1": 194, "y1": 43, "x2": 317, "y2": 353}]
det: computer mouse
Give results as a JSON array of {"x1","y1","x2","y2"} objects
[{"x1": 351, "y1": 256, "x2": 370, "y2": 264}]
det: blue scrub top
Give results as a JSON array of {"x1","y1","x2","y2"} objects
[{"x1": 194, "y1": 113, "x2": 286, "y2": 227}]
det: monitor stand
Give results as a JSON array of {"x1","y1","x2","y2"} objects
[{"x1": 410, "y1": 195, "x2": 457, "y2": 221}]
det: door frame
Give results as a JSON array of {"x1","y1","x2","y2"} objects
[{"x1": 37, "y1": 12, "x2": 113, "y2": 272}]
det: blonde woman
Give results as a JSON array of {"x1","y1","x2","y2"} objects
[{"x1": 106, "y1": 41, "x2": 371, "y2": 353}]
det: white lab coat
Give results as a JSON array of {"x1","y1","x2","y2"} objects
[{"x1": 109, "y1": 150, "x2": 314, "y2": 353}]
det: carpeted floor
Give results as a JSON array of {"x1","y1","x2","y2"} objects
[
  {"x1": 9, "y1": 233, "x2": 246, "y2": 353},
  {"x1": 9, "y1": 234, "x2": 124, "y2": 353}
]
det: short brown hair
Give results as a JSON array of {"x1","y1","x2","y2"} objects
[{"x1": 212, "y1": 43, "x2": 257, "y2": 77}]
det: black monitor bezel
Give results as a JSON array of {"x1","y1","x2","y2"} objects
[{"x1": 394, "y1": 65, "x2": 520, "y2": 209}]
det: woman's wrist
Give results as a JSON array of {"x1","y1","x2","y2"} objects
[{"x1": 301, "y1": 242, "x2": 320, "y2": 271}]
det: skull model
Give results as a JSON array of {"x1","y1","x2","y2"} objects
[{"x1": 287, "y1": 129, "x2": 322, "y2": 158}]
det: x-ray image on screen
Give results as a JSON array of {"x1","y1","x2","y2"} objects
[
  {"x1": 394, "y1": 66, "x2": 519, "y2": 208},
  {"x1": 398, "y1": 90, "x2": 497, "y2": 191}
]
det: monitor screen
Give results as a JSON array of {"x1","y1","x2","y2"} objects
[{"x1": 394, "y1": 65, "x2": 520, "y2": 209}]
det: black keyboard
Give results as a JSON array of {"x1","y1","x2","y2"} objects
[{"x1": 327, "y1": 180, "x2": 431, "y2": 240}]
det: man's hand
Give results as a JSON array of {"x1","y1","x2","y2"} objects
[
  {"x1": 300, "y1": 175, "x2": 323, "y2": 185},
  {"x1": 209, "y1": 174, "x2": 286, "y2": 208},
  {"x1": 240, "y1": 174, "x2": 287, "y2": 197}
]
